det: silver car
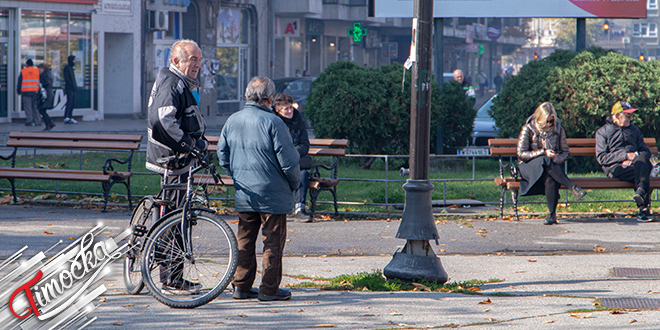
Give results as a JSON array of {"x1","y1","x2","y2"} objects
[{"x1": 470, "y1": 95, "x2": 498, "y2": 147}]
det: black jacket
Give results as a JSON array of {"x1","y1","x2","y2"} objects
[
  {"x1": 146, "y1": 66, "x2": 206, "y2": 175},
  {"x1": 39, "y1": 70, "x2": 54, "y2": 110},
  {"x1": 595, "y1": 117, "x2": 651, "y2": 177},
  {"x1": 275, "y1": 109, "x2": 309, "y2": 157},
  {"x1": 63, "y1": 56, "x2": 77, "y2": 92}
]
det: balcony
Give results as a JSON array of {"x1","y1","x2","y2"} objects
[
  {"x1": 274, "y1": 0, "x2": 323, "y2": 16},
  {"x1": 322, "y1": 0, "x2": 367, "y2": 21}
]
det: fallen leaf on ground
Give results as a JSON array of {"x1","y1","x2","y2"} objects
[
  {"x1": 629, "y1": 319, "x2": 637, "y2": 323},
  {"x1": 478, "y1": 298, "x2": 492, "y2": 305},
  {"x1": 122, "y1": 303, "x2": 133, "y2": 307},
  {"x1": 99, "y1": 298, "x2": 107, "y2": 302},
  {"x1": 113, "y1": 322, "x2": 123, "y2": 326},
  {"x1": 527, "y1": 259, "x2": 537, "y2": 262},
  {"x1": 468, "y1": 287, "x2": 482, "y2": 292},
  {"x1": 238, "y1": 313, "x2": 247, "y2": 318},
  {"x1": 570, "y1": 313, "x2": 592, "y2": 318},
  {"x1": 389, "y1": 309, "x2": 402, "y2": 315},
  {"x1": 412, "y1": 282, "x2": 431, "y2": 291},
  {"x1": 486, "y1": 318, "x2": 496, "y2": 321},
  {"x1": 543, "y1": 320, "x2": 555, "y2": 323},
  {"x1": 610, "y1": 310, "x2": 627, "y2": 314},
  {"x1": 307, "y1": 324, "x2": 336, "y2": 328},
  {"x1": 43, "y1": 231, "x2": 54, "y2": 235}
]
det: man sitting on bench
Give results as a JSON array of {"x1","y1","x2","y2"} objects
[{"x1": 595, "y1": 101, "x2": 654, "y2": 222}]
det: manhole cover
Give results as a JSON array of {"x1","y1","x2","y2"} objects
[
  {"x1": 611, "y1": 267, "x2": 660, "y2": 278},
  {"x1": 601, "y1": 298, "x2": 660, "y2": 309}
]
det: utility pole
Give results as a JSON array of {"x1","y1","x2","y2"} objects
[
  {"x1": 576, "y1": 18, "x2": 586, "y2": 52},
  {"x1": 383, "y1": 0, "x2": 448, "y2": 284}
]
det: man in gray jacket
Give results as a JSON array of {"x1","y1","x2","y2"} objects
[{"x1": 218, "y1": 76, "x2": 300, "y2": 301}]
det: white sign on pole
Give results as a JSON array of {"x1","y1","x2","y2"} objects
[
  {"x1": 374, "y1": 0, "x2": 646, "y2": 18},
  {"x1": 275, "y1": 18, "x2": 301, "y2": 38}
]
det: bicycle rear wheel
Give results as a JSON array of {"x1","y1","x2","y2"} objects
[
  {"x1": 123, "y1": 197, "x2": 158, "y2": 294},
  {"x1": 141, "y1": 208, "x2": 238, "y2": 308}
]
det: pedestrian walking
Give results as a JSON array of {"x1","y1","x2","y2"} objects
[
  {"x1": 63, "y1": 55, "x2": 78, "y2": 124},
  {"x1": 146, "y1": 39, "x2": 208, "y2": 291},
  {"x1": 517, "y1": 102, "x2": 586, "y2": 225},
  {"x1": 273, "y1": 93, "x2": 311, "y2": 221},
  {"x1": 596, "y1": 101, "x2": 654, "y2": 222},
  {"x1": 494, "y1": 72, "x2": 503, "y2": 93},
  {"x1": 16, "y1": 59, "x2": 40, "y2": 126},
  {"x1": 218, "y1": 76, "x2": 300, "y2": 301},
  {"x1": 37, "y1": 63, "x2": 55, "y2": 131},
  {"x1": 478, "y1": 70, "x2": 488, "y2": 97}
]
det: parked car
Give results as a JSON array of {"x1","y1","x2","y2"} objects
[
  {"x1": 470, "y1": 94, "x2": 498, "y2": 147},
  {"x1": 274, "y1": 77, "x2": 316, "y2": 109}
]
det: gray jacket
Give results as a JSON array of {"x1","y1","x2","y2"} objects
[{"x1": 218, "y1": 102, "x2": 301, "y2": 214}]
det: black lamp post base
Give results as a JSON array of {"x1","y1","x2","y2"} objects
[{"x1": 383, "y1": 250, "x2": 448, "y2": 284}]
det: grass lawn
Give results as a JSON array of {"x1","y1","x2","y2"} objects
[{"x1": 0, "y1": 151, "x2": 652, "y2": 215}]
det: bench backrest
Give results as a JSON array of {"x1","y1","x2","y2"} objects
[
  {"x1": 7, "y1": 132, "x2": 143, "y2": 151},
  {"x1": 206, "y1": 136, "x2": 348, "y2": 157},
  {"x1": 488, "y1": 138, "x2": 658, "y2": 157}
]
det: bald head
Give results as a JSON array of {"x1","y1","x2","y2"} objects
[{"x1": 453, "y1": 69, "x2": 464, "y2": 83}]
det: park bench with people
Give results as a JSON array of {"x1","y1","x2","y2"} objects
[
  {"x1": 206, "y1": 136, "x2": 349, "y2": 219},
  {"x1": 0, "y1": 132, "x2": 142, "y2": 211},
  {"x1": 488, "y1": 137, "x2": 659, "y2": 221}
]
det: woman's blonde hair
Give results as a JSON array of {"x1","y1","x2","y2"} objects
[{"x1": 533, "y1": 102, "x2": 558, "y2": 129}]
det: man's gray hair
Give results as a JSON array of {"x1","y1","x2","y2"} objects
[
  {"x1": 245, "y1": 76, "x2": 275, "y2": 103},
  {"x1": 169, "y1": 39, "x2": 199, "y2": 65}
]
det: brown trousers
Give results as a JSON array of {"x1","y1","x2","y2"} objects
[{"x1": 232, "y1": 212, "x2": 287, "y2": 296}]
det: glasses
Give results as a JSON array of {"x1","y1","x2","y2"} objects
[
  {"x1": 546, "y1": 119, "x2": 555, "y2": 125},
  {"x1": 624, "y1": 113, "x2": 632, "y2": 119}
]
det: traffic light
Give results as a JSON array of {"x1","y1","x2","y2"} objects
[
  {"x1": 533, "y1": 52, "x2": 538, "y2": 60},
  {"x1": 639, "y1": 54, "x2": 645, "y2": 61},
  {"x1": 603, "y1": 20, "x2": 610, "y2": 35}
]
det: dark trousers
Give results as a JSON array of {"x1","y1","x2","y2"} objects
[
  {"x1": 296, "y1": 169, "x2": 309, "y2": 204},
  {"x1": 542, "y1": 162, "x2": 575, "y2": 215},
  {"x1": 38, "y1": 105, "x2": 53, "y2": 128},
  {"x1": 65, "y1": 89, "x2": 75, "y2": 119},
  {"x1": 233, "y1": 212, "x2": 287, "y2": 296},
  {"x1": 158, "y1": 173, "x2": 188, "y2": 283},
  {"x1": 611, "y1": 156, "x2": 652, "y2": 207}
]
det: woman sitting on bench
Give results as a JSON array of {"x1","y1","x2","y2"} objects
[{"x1": 517, "y1": 102, "x2": 587, "y2": 225}]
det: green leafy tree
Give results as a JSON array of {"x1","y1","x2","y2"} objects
[
  {"x1": 552, "y1": 18, "x2": 605, "y2": 50},
  {"x1": 305, "y1": 61, "x2": 475, "y2": 168}
]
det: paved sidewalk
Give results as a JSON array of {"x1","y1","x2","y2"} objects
[{"x1": 1, "y1": 205, "x2": 659, "y2": 329}]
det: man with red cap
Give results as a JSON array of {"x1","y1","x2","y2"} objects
[{"x1": 596, "y1": 101, "x2": 653, "y2": 222}]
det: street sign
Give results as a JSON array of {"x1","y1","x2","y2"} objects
[
  {"x1": 465, "y1": 44, "x2": 485, "y2": 54},
  {"x1": 639, "y1": 41, "x2": 646, "y2": 49},
  {"x1": 381, "y1": 42, "x2": 398, "y2": 59},
  {"x1": 487, "y1": 26, "x2": 501, "y2": 41}
]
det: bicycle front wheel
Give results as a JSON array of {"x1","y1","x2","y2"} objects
[
  {"x1": 141, "y1": 209, "x2": 238, "y2": 308},
  {"x1": 123, "y1": 197, "x2": 158, "y2": 295}
]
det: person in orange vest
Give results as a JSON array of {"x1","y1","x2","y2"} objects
[{"x1": 16, "y1": 59, "x2": 42, "y2": 126}]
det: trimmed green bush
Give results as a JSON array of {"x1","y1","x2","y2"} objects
[{"x1": 305, "y1": 61, "x2": 475, "y2": 166}]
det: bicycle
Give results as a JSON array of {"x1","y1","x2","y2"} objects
[{"x1": 123, "y1": 146, "x2": 238, "y2": 308}]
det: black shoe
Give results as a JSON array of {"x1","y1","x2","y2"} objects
[
  {"x1": 571, "y1": 186, "x2": 587, "y2": 200},
  {"x1": 258, "y1": 288, "x2": 291, "y2": 301},
  {"x1": 233, "y1": 287, "x2": 259, "y2": 299},
  {"x1": 43, "y1": 125, "x2": 52, "y2": 131},
  {"x1": 637, "y1": 208, "x2": 653, "y2": 223},
  {"x1": 162, "y1": 278, "x2": 202, "y2": 291},
  {"x1": 544, "y1": 213, "x2": 557, "y2": 225},
  {"x1": 24, "y1": 122, "x2": 32, "y2": 126},
  {"x1": 633, "y1": 188, "x2": 645, "y2": 208}
]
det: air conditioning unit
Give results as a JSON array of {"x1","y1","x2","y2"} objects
[
  {"x1": 149, "y1": 10, "x2": 169, "y2": 31},
  {"x1": 622, "y1": 37, "x2": 630, "y2": 44}
]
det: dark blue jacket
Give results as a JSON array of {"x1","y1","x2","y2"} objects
[{"x1": 218, "y1": 102, "x2": 300, "y2": 214}]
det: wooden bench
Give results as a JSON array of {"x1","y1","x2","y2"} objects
[
  {"x1": 206, "y1": 137, "x2": 349, "y2": 220},
  {"x1": 488, "y1": 138, "x2": 658, "y2": 221},
  {"x1": 1, "y1": 132, "x2": 142, "y2": 211}
]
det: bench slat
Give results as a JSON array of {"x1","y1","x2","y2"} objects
[
  {"x1": 308, "y1": 148, "x2": 346, "y2": 157},
  {"x1": 489, "y1": 138, "x2": 656, "y2": 148},
  {"x1": 0, "y1": 168, "x2": 131, "y2": 182},
  {"x1": 7, "y1": 140, "x2": 140, "y2": 151},
  {"x1": 9, "y1": 132, "x2": 143, "y2": 143},
  {"x1": 501, "y1": 177, "x2": 660, "y2": 190},
  {"x1": 308, "y1": 139, "x2": 349, "y2": 147},
  {"x1": 192, "y1": 174, "x2": 234, "y2": 186}
]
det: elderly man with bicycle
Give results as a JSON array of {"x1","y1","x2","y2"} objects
[
  {"x1": 218, "y1": 76, "x2": 301, "y2": 301},
  {"x1": 146, "y1": 39, "x2": 208, "y2": 292}
]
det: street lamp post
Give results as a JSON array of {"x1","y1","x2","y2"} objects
[{"x1": 383, "y1": 0, "x2": 448, "y2": 284}]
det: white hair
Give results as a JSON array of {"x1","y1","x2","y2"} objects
[{"x1": 169, "y1": 39, "x2": 200, "y2": 65}]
